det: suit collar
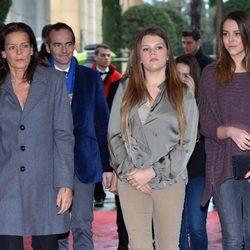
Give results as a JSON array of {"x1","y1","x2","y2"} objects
[{"x1": 1, "y1": 66, "x2": 48, "y2": 119}]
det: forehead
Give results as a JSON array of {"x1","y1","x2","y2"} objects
[
  {"x1": 49, "y1": 28, "x2": 73, "y2": 43},
  {"x1": 5, "y1": 31, "x2": 29, "y2": 44},
  {"x1": 97, "y1": 48, "x2": 111, "y2": 55},
  {"x1": 223, "y1": 19, "x2": 239, "y2": 30},
  {"x1": 181, "y1": 36, "x2": 196, "y2": 43},
  {"x1": 141, "y1": 35, "x2": 165, "y2": 46},
  {"x1": 176, "y1": 62, "x2": 190, "y2": 73}
]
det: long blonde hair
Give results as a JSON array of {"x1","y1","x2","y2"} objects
[{"x1": 121, "y1": 26, "x2": 186, "y2": 146}]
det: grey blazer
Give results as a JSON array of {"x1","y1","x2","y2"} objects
[
  {"x1": 0, "y1": 66, "x2": 74, "y2": 235},
  {"x1": 108, "y1": 83, "x2": 199, "y2": 189}
]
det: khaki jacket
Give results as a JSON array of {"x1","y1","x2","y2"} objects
[{"x1": 108, "y1": 82, "x2": 198, "y2": 189}]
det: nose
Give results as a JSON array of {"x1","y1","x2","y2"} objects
[
  {"x1": 150, "y1": 48, "x2": 157, "y2": 55},
  {"x1": 61, "y1": 44, "x2": 67, "y2": 53},
  {"x1": 16, "y1": 46, "x2": 22, "y2": 55},
  {"x1": 228, "y1": 33, "x2": 234, "y2": 42}
]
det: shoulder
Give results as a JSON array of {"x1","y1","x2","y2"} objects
[
  {"x1": 199, "y1": 63, "x2": 218, "y2": 96},
  {"x1": 75, "y1": 64, "x2": 99, "y2": 78},
  {"x1": 201, "y1": 62, "x2": 216, "y2": 79},
  {"x1": 34, "y1": 65, "x2": 64, "y2": 84}
]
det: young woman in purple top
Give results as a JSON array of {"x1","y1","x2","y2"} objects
[{"x1": 199, "y1": 11, "x2": 250, "y2": 249}]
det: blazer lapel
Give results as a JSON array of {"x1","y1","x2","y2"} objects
[{"x1": 22, "y1": 76, "x2": 47, "y2": 120}]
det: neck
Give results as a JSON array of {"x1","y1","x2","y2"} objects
[
  {"x1": 233, "y1": 55, "x2": 246, "y2": 73},
  {"x1": 97, "y1": 65, "x2": 108, "y2": 72},
  {"x1": 10, "y1": 68, "x2": 26, "y2": 83},
  {"x1": 145, "y1": 70, "x2": 166, "y2": 87},
  {"x1": 55, "y1": 63, "x2": 70, "y2": 71}
]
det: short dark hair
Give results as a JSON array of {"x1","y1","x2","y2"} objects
[
  {"x1": 94, "y1": 44, "x2": 110, "y2": 55},
  {"x1": 41, "y1": 24, "x2": 52, "y2": 39},
  {"x1": 0, "y1": 22, "x2": 5, "y2": 32},
  {"x1": 181, "y1": 28, "x2": 201, "y2": 41},
  {"x1": 47, "y1": 22, "x2": 75, "y2": 45}
]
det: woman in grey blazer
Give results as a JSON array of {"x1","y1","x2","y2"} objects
[
  {"x1": 108, "y1": 27, "x2": 198, "y2": 250},
  {"x1": 0, "y1": 23, "x2": 74, "y2": 250}
]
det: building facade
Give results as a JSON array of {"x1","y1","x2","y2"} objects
[{"x1": 5, "y1": 0, "x2": 141, "y2": 50}]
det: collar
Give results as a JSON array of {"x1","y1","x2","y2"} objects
[
  {"x1": 96, "y1": 66, "x2": 109, "y2": 74},
  {"x1": 54, "y1": 64, "x2": 70, "y2": 73}
]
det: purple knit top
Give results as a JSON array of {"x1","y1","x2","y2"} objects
[{"x1": 198, "y1": 63, "x2": 250, "y2": 205}]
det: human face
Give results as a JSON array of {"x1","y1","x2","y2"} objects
[
  {"x1": 94, "y1": 48, "x2": 111, "y2": 71},
  {"x1": 140, "y1": 35, "x2": 168, "y2": 74},
  {"x1": 176, "y1": 62, "x2": 190, "y2": 83},
  {"x1": 222, "y1": 19, "x2": 245, "y2": 62},
  {"x1": 181, "y1": 36, "x2": 200, "y2": 55},
  {"x1": 46, "y1": 28, "x2": 74, "y2": 70},
  {"x1": 1, "y1": 31, "x2": 33, "y2": 72}
]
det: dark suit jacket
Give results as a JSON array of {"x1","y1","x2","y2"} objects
[{"x1": 72, "y1": 64, "x2": 110, "y2": 184}]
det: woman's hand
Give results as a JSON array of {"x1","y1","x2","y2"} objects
[
  {"x1": 126, "y1": 168, "x2": 155, "y2": 190},
  {"x1": 183, "y1": 74, "x2": 195, "y2": 94},
  {"x1": 138, "y1": 183, "x2": 153, "y2": 194},
  {"x1": 56, "y1": 187, "x2": 73, "y2": 215},
  {"x1": 226, "y1": 127, "x2": 250, "y2": 151}
]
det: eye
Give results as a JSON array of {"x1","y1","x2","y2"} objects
[
  {"x1": 7, "y1": 45, "x2": 16, "y2": 51},
  {"x1": 222, "y1": 32, "x2": 228, "y2": 37},
  {"x1": 156, "y1": 45, "x2": 163, "y2": 50},
  {"x1": 234, "y1": 31, "x2": 241, "y2": 36},
  {"x1": 142, "y1": 47, "x2": 149, "y2": 52},
  {"x1": 21, "y1": 43, "x2": 30, "y2": 49},
  {"x1": 66, "y1": 42, "x2": 73, "y2": 47},
  {"x1": 53, "y1": 43, "x2": 61, "y2": 48}
]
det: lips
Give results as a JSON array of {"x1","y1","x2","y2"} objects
[{"x1": 150, "y1": 58, "x2": 158, "y2": 62}]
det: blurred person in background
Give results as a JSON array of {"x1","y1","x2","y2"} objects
[
  {"x1": 176, "y1": 54, "x2": 208, "y2": 250},
  {"x1": 92, "y1": 43, "x2": 128, "y2": 250},
  {"x1": 38, "y1": 24, "x2": 52, "y2": 61},
  {"x1": 181, "y1": 28, "x2": 214, "y2": 72}
]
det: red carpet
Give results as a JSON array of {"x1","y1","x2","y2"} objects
[{"x1": 24, "y1": 210, "x2": 221, "y2": 249}]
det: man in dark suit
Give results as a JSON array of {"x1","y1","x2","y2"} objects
[
  {"x1": 91, "y1": 44, "x2": 122, "y2": 208},
  {"x1": 46, "y1": 22, "x2": 112, "y2": 250},
  {"x1": 181, "y1": 27, "x2": 214, "y2": 72}
]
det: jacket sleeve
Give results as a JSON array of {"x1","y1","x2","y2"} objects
[
  {"x1": 94, "y1": 73, "x2": 112, "y2": 172},
  {"x1": 53, "y1": 72, "x2": 75, "y2": 189},
  {"x1": 151, "y1": 88, "x2": 199, "y2": 184},
  {"x1": 108, "y1": 83, "x2": 135, "y2": 173}
]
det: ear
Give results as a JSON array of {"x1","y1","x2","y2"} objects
[
  {"x1": 45, "y1": 43, "x2": 51, "y2": 54},
  {"x1": 1, "y1": 51, "x2": 6, "y2": 58},
  {"x1": 197, "y1": 38, "x2": 202, "y2": 46}
]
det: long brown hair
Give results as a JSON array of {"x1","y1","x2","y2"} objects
[
  {"x1": 121, "y1": 26, "x2": 186, "y2": 146},
  {"x1": 0, "y1": 22, "x2": 48, "y2": 85},
  {"x1": 216, "y1": 11, "x2": 250, "y2": 85}
]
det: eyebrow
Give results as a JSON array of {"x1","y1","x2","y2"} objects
[
  {"x1": 7, "y1": 41, "x2": 30, "y2": 45},
  {"x1": 52, "y1": 41, "x2": 73, "y2": 45},
  {"x1": 141, "y1": 42, "x2": 165, "y2": 47},
  {"x1": 222, "y1": 29, "x2": 240, "y2": 32}
]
